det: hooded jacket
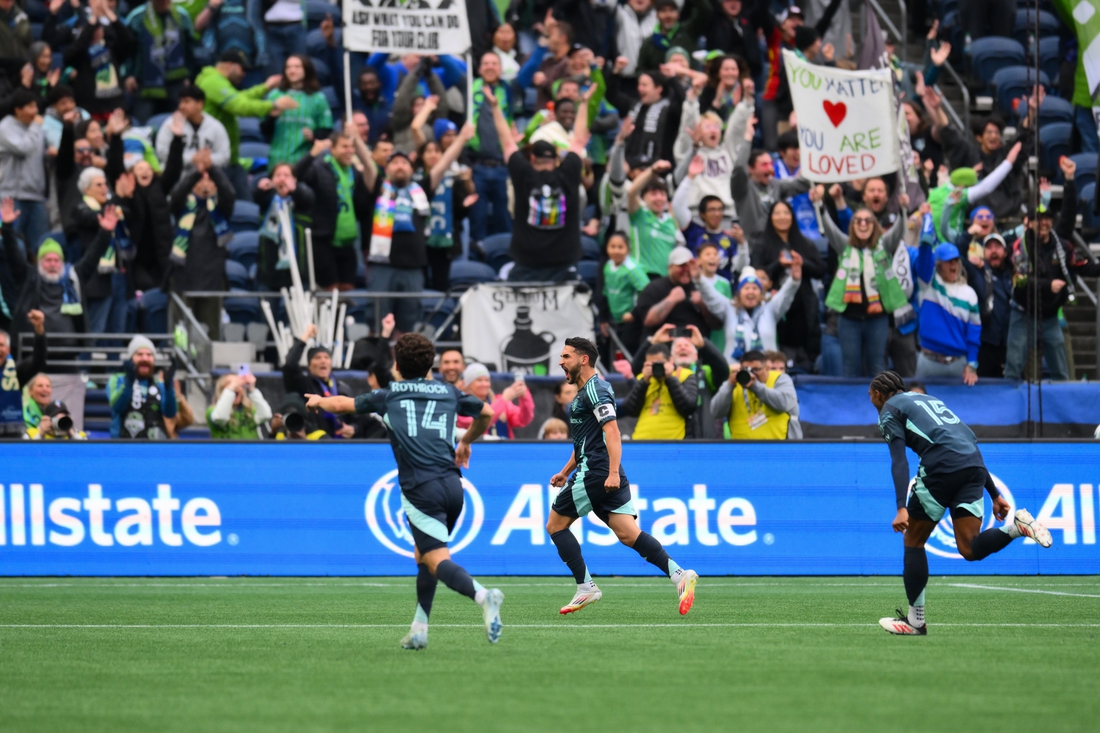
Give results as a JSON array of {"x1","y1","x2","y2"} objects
[{"x1": 154, "y1": 113, "x2": 231, "y2": 174}]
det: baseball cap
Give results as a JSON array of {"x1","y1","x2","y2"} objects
[
  {"x1": 387, "y1": 150, "x2": 412, "y2": 164},
  {"x1": 655, "y1": 0, "x2": 679, "y2": 9},
  {"x1": 532, "y1": 140, "x2": 558, "y2": 160},
  {"x1": 776, "y1": 5, "x2": 803, "y2": 22},
  {"x1": 219, "y1": 49, "x2": 251, "y2": 69},
  {"x1": 983, "y1": 232, "x2": 1007, "y2": 249},
  {"x1": 933, "y1": 243, "x2": 961, "y2": 262},
  {"x1": 668, "y1": 246, "x2": 694, "y2": 266}
]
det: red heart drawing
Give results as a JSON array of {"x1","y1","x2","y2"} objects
[{"x1": 823, "y1": 100, "x2": 847, "y2": 127}]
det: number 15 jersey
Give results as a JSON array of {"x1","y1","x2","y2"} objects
[{"x1": 877, "y1": 391, "x2": 986, "y2": 476}]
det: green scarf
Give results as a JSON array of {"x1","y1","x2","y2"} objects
[
  {"x1": 22, "y1": 389, "x2": 42, "y2": 430},
  {"x1": 326, "y1": 154, "x2": 358, "y2": 243},
  {"x1": 172, "y1": 193, "x2": 232, "y2": 264},
  {"x1": 83, "y1": 196, "x2": 132, "y2": 273},
  {"x1": 825, "y1": 241, "x2": 909, "y2": 315}
]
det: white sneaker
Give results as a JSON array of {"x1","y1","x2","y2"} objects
[
  {"x1": 559, "y1": 586, "x2": 602, "y2": 615},
  {"x1": 1014, "y1": 509, "x2": 1053, "y2": 547},
  {"x1": 479, "y1": 588, "x2": 504, "y2": 643},
  {"x1": 676, "y1": 570, "x2": 699, "y2": 616},
  {"x1": 400, "y1": 629, "x2": 428, "y2": 650}
]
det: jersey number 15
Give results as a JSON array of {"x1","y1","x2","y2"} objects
[{"x1": 913, "y1": 397, "x2": 960, "y2": 425}]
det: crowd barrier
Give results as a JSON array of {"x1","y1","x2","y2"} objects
[{"x1": 1, "y1": 442, "x2": 1096, "y2": 576}]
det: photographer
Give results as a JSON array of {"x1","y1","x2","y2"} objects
[
  {"x1": 281, "y1": 323, "x2": 355, "y2": 438},
  {"x1": 0, "y1": 310, "x2": 47, "y2": 437},
  {"x1": 710, "y1": 350, "x2": 801, "y2": 440},
  {"x1": 27, "y1": 402, "x2": 86, "y2": 440},
  {"x1": 108, "y1": 336, "x2": 177, "y2": 440},
  {"x1": 205, "y1": 372, "x2": 273, "y2": 439},
  {"x1": 270, "y1": 394, "x2": 328, "y2": 440},
  {"x1": 621, "y1": 343, "x2": 698, "y2": 440}
]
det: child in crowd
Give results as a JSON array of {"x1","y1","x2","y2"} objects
[{"x1": 601, "y1": 231, "x2": 649, "y2": 354}]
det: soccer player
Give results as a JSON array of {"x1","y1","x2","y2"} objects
[
  {"x1": 547, "y1": 337, "x2": 699, "y2": 615},
  {"x1": 306, "y1": 333, "x2": 504, "y2": 650},
  {"x1": 869, "y1": 370, "x2": 1052, "y2": 635}
]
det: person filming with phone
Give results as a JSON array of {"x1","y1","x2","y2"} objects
[
  {"x1": 620, "y1": 343, "x2": 698, "y2": 440},
  {"x1": 206, "y1": 367, "x2": 274, "y2": 439},
  {"x1": 710, "y1": 349, "x2": 801, "y2": 440}
]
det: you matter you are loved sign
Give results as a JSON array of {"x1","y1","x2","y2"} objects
[{"x1": 782, "y1": 50, "x2": 901, "y2": 182}]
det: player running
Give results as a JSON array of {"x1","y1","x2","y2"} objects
[
  {"x1": 306, "y1": 333, "x2": 503, "y2": 650},
  {"x1": 869, "y1": 370, "x2": 1052, "y2": 635},
  {"x1": 548, "y1": 337, "x2": 699, "y2": 616}
]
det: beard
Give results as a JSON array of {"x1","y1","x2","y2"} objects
[
  {"x1": 563, "y1": 363, "x2": 581, "y2": 384},
  {"x1": 38, "y1": 266, "x2": 63, "y2": 284}
]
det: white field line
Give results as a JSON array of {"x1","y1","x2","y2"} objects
[
  {"x1": 1, "y1": 581, "x2": 1096, "y2": 589},
  {"x1": 946, "y1": 583, "x2": 1100, "y2": 599},
  {"x1": 0, "y1": 622, "x2": 1098, "y2": 629}
]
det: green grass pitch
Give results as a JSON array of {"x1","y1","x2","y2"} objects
[{"x1": 0, "y1": 576, "x2": 1097, "y2": 732}]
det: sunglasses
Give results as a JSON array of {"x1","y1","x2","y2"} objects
[
  {"x1": 974, "y1": 213, "x2": 994, "y2": 221},
  {"x1": 75, "y1": 146, "x2": 93, "y2": 153},
  {"x1": 852, "y1": 217, "x2": 875, "y2": 225}
]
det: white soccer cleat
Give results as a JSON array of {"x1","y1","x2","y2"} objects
[
  {"x1": 879, "y1": 609, "x2": 927, "y2": 636},
  {"x1": 676, "y1": 570, "x2": 699, "y2": 616},
  {"x1": 1014, "y1": 509, "x2": 1053, "y2": 548},
  {"x1": 559, "y1": 586, "x2": 602, "y2": 615},
  {"x1": 479, "y1": 588, "x2": 504, "y2": 644},
  {"x1": 400, "y1": 629, "x2": 428, "y2": 650}
]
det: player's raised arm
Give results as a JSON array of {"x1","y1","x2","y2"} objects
[
  {"x1": 455, "y1": 402, "x2": 495, "y2": 468},
  {"x1": 601, "y1": 420, "x2": 622, "y2": 491},
  {"x1": 306, "y1": 394, "x2": 356, "y2": 414}
]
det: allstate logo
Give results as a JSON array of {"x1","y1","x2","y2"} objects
[
  {"x1": 919, "y1": 473, "x2": 1016, "y2": 559},
  {"x1": 364, "y1": 470, "x2": 484, "y2": 558}
]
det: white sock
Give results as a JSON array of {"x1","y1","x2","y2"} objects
[
  {"x1": 474, "y1": 588, "x2": 487, "y2": 605},
  {"x1": 669, "y1": 568, "x2": 685, "y2": 585},
  {"x1": 578, "y1": 580, "x2": 598, "y2": 592},
  {"x1": 410, "y1": 620, "x2": 428, "y2": 634},
  {"x1": 1002, "y1": 519, "x2": 1022, "y2": 538},
  {"x1": 908, "y1": 604, "x2": 925, "y2": 627}
]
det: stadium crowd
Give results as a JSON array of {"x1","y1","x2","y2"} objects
[{"x1": 0, "y1": 0, "x2": 1098, "y2": 441}]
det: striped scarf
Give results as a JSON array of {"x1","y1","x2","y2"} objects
[
  {"x1": 172, "y1": 194, "x2": 232, "y2": 265},
  {"x1": 83, "y1": 196, "x2": 132, "y2": 274},
  {"x1": 842, "y1": 247, "x2": 883, "y2": 314},
  {"x1": 368, "y1": 180, "x2": 429, "y2": 263}
]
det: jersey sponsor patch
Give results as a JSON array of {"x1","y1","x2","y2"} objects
[{"x1": 593, "y1": 403, "x2": 615, "y2": 421}]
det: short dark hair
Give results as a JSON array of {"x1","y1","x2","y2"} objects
[
  {"x1": 564, "y1": 336, "x2": 598, "y2": 366},
  {"x1": 645, "y1": 343, "x2": 671, "y2": 358},
  {"x1": 698, "y1": 195, "x2": 724, "y2": 214},
  {"x1": 46, "y1": 85, "x2": 74, "y2": 107},
  {"x1": 179, "y1": 86, "x2": 206, "y2": 103},
  {"x1": 270, "y1": 162, "x2": 295, "y2": 176},
  {"x1": 777, "y1": 129, "x2": 799, "y2": 151},
  {"x1": 393, "y1": 333, "x2": 437, "y2": 379},
  {"x1": 440, "y1": 347, "x2": 464, "y2": 360},
  {"x1": 74, "y1": 117, "x2": 98, "y2": 141},
  {"x1": 640, "y1": 70, "x2": 668, "y2": 91},
  {"x1": 972, "y1": 113, "x2": 1004, "y2": 136},
  {"x1": 552, "y1": 20, "x2": 574, "y2": 45},
  {"x1": 748, "y1": 149, "x2": 771, "y2": 168},
  {"x1": 696, "y1": 241, "x2": 719, "y2": 254},
  {"x1": 10, "y1": 89, "x2": 37, "y2": 112},
  {"x1": 371, "y1": 362, "x2": 393, "y2": 389},
  {"x1": 642, "y1": 177, "x2": 668, "y2": 196},
  {"x1": 741, "y1": 349, "x2": 766, "y2": 363}
]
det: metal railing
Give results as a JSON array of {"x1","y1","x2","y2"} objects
[
  {"x1": 16, "y1": 332, "x2": 177, "y2": 371},
  {"x1": 864, "y1": 0, "x2": 906, "y2": 64},
  {"x1": 936, "y1": 62, "x2": 971, "y2": 132}
]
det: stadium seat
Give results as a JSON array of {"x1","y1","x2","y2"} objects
[
  {"x1": 145, "y1": 112, "x2": 171, "y2": 132},
  {"x1": 238, "y1": 117, "x2": 264, "y2": 143},
  {"x1": 991, "y1": 66, "x2": 1049, "y2": 117},
  {"x1": 231, "y1": 200, "x2": 261, "y2": 233},
  {"x1": 51, "y1": 51, "x2": 62, "y2": 70},
  {"x1": 968, "y1": 37, "x2": 1025, "y2": 86},
  {"x1": 1037, "y1": 122, "x2": 1072, "y2": 170},
  {"x1": 139, "y1": 288, "x2": 168, "y2": 334},
  {"x1": 30, "y1": 22, "x2": 41, "y2": 40},
  {"x1": 226, "y1": 260, "x2": 252, "y2": 290},
  {"x1": 448, "y1": 260, "x2": 498, "y2": 289},
  {"x1": 306, "y1": 0, "x2": 341, "y2": 29},
  {"x1": 307, "y1": 28, "x2": 342, "y2": 57},
  {"x1": 1036, "y1": 36, "x2": 1061, "y2": 83},
  {"x1": 576, "y1": 260, "x2": 599, "y2": 289},
  {"x1": 1013, "y1": 9, "x2": 1059, "y2": 46},
  {"x1": 321, "y1": 86, "x2": 340, "y2": 111},
  {"x1": 228, "y1": 231, "x2": 261, "y2": 269},
  {"x1": 1065, "y1": 153, "x2": 1098, "y2": 190},
  {"x1": 479, "y1": 233, "x2": 513, "y2": 270},
  {"x1": 1079, "y1": 183, "x2": 1097, "y2": 233},
  {"x1": 239, "y1": 142, "x2": 271, "y2": 163},
  {"x1": 310, "y1": 56, "x2": 331, "y2": 86},
  {"x1": 224, "y1": 290, "x2": 263, "y2": 324},
  {"x1": 1038, "y1": 96, "x2": 1073, "y2": 127},
  {"x1": 940, "y1": 11, "x2": 965, "y2": 59}
]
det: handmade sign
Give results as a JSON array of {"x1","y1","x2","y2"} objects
[
  {"x1": 782, "y1": 50, "x2": 901, "y2": 182},
  {"x1": 342, "y1": 0, "x2": 472, "y2": 55}
]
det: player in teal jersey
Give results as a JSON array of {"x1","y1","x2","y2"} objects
[
  {"x1": 869, "y1": 371, "x2": 1052, "y2": 635},
  {"x1": 306, "y1": 334, "x2": 503, "y2": 650},
  {"x1": 547, "y1": 337, "x2": 699, "y2": 615}
]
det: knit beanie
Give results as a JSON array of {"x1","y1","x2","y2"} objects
[
  {"x1": 307, "y1": 345, "x2": 332, "y2": 363},
  {"x1": 949, "y1": 167, "x2": 978, "y2": 188},
  {"x1": 736, "y1": 266, "x2": 762, "y2": 292},
  {"x1": 126, "y1": 335, "x2": 155, "y2": 360},
  {"x1": 462, "y1": 363, "x2": 490, "y2": 384},
  {"x1": 433, "y1": 118, "x2": 457, "y2": 141},
  {"x1": 37, "y1": 238, "x2": 65, "y2": 261}
]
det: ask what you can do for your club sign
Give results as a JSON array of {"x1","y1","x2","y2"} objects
[{"x1": 783, "y1": 50, "x2": 902, "y2": 182}]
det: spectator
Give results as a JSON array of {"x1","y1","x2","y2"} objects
[
  {"x1": 196, "y1": 49, "x2": 299, "y2": 202},
  {"x1": 154, "y1": 87, "x2": 232, "y2": 176},
  {"x1": 168, "y1": 148, "x2": 236, "y2": 340},
  {"x1": 763, "y1": 349, "x2": 788, "y2": 372},
  {"x1": 265, "y1": 55, "x2": 332, "y2": 170},
  {"x1": 124, "y1": 0, "x2": 198, "y2": 123},
  {"x1": 63, "y1": 0, "x2": 134, "y2": 119},
  {"x1": 816, "y1": 191, "x2": 910, "y2": 377},
  {"x1": 858, "y1": 177, "x2": 898, "y2": 228},
  {"x1": 254, "y1": 161, "x2": 315, "y2": 290},
  {"x1": 634, "y1": 246, "x2": 714, "y2": 336},
  {"x1": 698, "y1": 54, "x2": 747, "y2": 123},
  {"x1": 538, "y1": 417, "x2": 569, "y2": 439},
  {"x1": 7, "y1": 199, "x2": 116, "y2": 340},
  {"x1": 391, "y1": 57, "x2": 448, "y2": 154},
  {"x1": 1005, "y1": 158, "x2": 1099, "y2": 380},
  {"x1": 438, "y1": 348, "x2": 466, "y2": 388},
  {"x1": 0, "y1": 90, "x2": 50, "y2": 255},
  {"x1": 694, "y1": 240, "x2": 735, "y2": 351},
  {"x1": 517, "y1": 18, "x2": 572, "y2": 110},
  {"x1": 73, "y1": 167, "x2": 135, "y2": 335},
  {"x1": 281, "y1": 322, "x2": 354, "y2": 438},
  {"x1": 599, "y1": 231, "x2": 650, "y2": 353},
  {"x1": 55, "y1": 113, "x2": 105, "y2": 252},
  {"x1": 710, "y1": 349, "x2": 801, "y2": 439},
  {"x1": 550, "y1": 379, "x2": 578, "y2": 425},
  {"x1": 22, "y1": 372, "x2": 57, "y2": 435},
  {"x1": 259, "y1": 0, "x2": 306, "y2": 77},
  {"x1": 697, "y1": 259, "x2": 803, "y2": 361},
  {"x1": 414, "y1": 124, "x2": 476, "y2": 292},
  {"x1": 293, "y1": 133, "x2": 372, "y2": 290},
  {"x1": 638, "y1": 0, "x2": 712, "y2": 73},
  {"x1": 108, "y1": 335, "x2": 177, "y2": 439},
  {"x1": 194, "y1": 0, "x2": 266, "y2": 73},
  {"x1": 26, "y1": 399, "x2": 86, "y2": 439},
  {"x1": 751, "y1": 200, "x2": 827, "y2": 371},
  {"x1": 913, "y1": 213, "x2": 981, "y2": 385},
  {"x1": 620, "y1": 342, "x2": 697, "y2": 439},
  {"x1": 0, "y1": 310, "x2": 46, "y2": 436},
  {"x1": 353, "y1": 69, "x2": 391, "y2": 145},
  {"x1": 486, "y1": 85, "x2": 589, "y2": 282},
  {"x1": 611, "y1": 0, "x2": 657, "y2": 87},
  {"x1": 773, "y1": 130, "x2": 819, "y2": 240},
  {"x1": 206, "y1": 372, "x2": 273, "y2": 438},
  {"x1": 461, "y1": 362, "x2": 534, "y2": 439},
  {"x1": 672, "y1": 167, "x2": 748, "y2": 281},
  {"x1": 962, "y1": 232, "x2": 1014, "y2": 377},
  {"x1": 468, "y1": 51, "x2": 516, "y2": 246},
  {"x1": 347, "y1": 312, "x2": 394, "y2": 378},
  {"x1": 706, "y1": 0, "x2": 762, "y2": 80},
  {"x1": 492, "y1": 22, "x2": 523, "y2": 82},
  {"x1": 0, "y1": 0, "x2": 31, "y2": 61},
  {"x1": 730, "y1": 104, "x2": 811, "y2": 241},
  {"x1": 622, "y1": 70, "x2": 683, "y2": 169},
  {"x1": 41, "y1": 85, "x2": 81, "y2": 152},
  {"x1": 366, "y1": 53, "x2": 467, "y2": 105},
  {"x1": 628, "y1": 160, "x2": 682, "y2": 278},
  {"x1": 936, "y1": 142, "x2": 1022, "y2": 252}
]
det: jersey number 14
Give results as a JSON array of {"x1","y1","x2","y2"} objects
[{"x1": 399, "y1": 399, "x2": 451, "y2": 439}]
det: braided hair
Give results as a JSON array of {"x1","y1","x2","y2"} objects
[{"x1": 870, "y1": 370, "x2": 906, "y2": 398}]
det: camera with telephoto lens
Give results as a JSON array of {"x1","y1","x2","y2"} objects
[
  {"x1": 736, "y1": 368, "x2": 753, "y2": 387},
  {"x1": 651, "y1": 361, "x2": 665, "y2": 380},
  {"x1": 283, "y1": 411, "x2": 305, "y2": 434},
  {"x1": 56, "y1": 415, "x2": 73, "y2": 434}
]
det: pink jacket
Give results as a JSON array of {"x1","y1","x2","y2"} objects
[{"x1": 456, "y1": 389, "x2": 535, "y2": 439}]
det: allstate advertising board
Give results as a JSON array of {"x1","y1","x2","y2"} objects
[{"x1": 0, "y1": 443, "x2": 1096, "y2": 576}]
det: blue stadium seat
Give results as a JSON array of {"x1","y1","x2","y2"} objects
[
  {"x1": 1013, "y1": 9, "x2": 1059, "y2": 46},
  {"x1": 581, "y1": 236, "x2": 601, "y2": 261},
  {"x1": 321, "y1": 86, "x2": 340, "y2": 111},
  {"x1": 139, "y1": 288, "x2": 169, "y2": 334},
  {"x1": 228, "y1": 231, "x2": 260, "y2": 269},
  {"x1": 968, "y1": 37, "x2": 1025, "y2": 85},
  {"x1": 145, "y1": 112, "x2": 171, "y2": 132},
  {"x1": 310, "y1": 56, "x2": 331, "y2": 86},
  {"x1": 51, "y1": 51, "x2": 62, "y2": 70},
  {"x1": 238, "y1": 117, "x2": 264, "y2": 143},
  {"x1": 230, "y1": 200, "x2": 261, "y2": 233},
  {"x1": 448, "y1": 260, "x2": 498, "y2": 288},
  {"x1": 307, "y1": 28, "x2": 342, "y2": 57},
  {"x1": 30, "y1": 22, "x2": 42, "y2": 40},
  {"x1": 239, "y1": 141, "x2": 270, "y2": 161},
  {"x1": 1037, "y1": 36, "x2": 1061, "y2": 83},
  {"x1": 224, "y1": 290, "x2": 263, "y2": 324},
  {"x1": 1038, "y1": 96, "x2": 1073, "y2": 127},
  {"x1": 1066, "y1": 153, "x2": 1097, "y2": 190},
  {"x1": 306, "y1": 0, "x2": 341, "y2": 29},
  {"x1": 1079, "y1": 183, "x2": 1097, "y2": 232},
  {"x1": 940, "y1": 10, "x2": 965, "y2": 58},
  {"x1": 225, "y1": 260, "x2": 252, "y2": 290},
  {"x1": 991, "y1": 66, "x2": 1049, "y2": 116},
  {"x1": 1038, "y1": 122, "x2": 1072, "y2": 171},
  {"x1": 576, "y1": 260, "x2": 599, "y2": 289},
  {"x1": 478, "y1": 232, "x2": 513, "y2": 270}
]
